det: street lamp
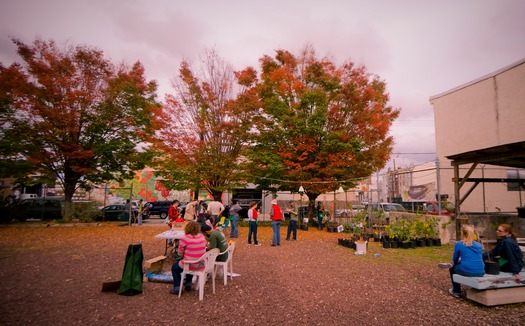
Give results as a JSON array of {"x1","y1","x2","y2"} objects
[{"x1": 298, "y1": 186, "x2": 305, "y2": 227}]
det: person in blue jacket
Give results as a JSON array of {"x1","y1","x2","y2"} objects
[
  {"x1": 483, "y1": 224, "x2": 523, "y2": 280},
  {"x1": 439, "y1": 224, "x2": 485, "y2": 298}
]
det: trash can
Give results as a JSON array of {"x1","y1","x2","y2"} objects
[{"x1": 517, "y1": 207, "x2": 525, "y2": 218}]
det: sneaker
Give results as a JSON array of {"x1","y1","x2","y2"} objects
[
  {"x1": 255, "y1": 243, "x2": 261, "y2": 246},
  {"x1": 185, "y1": 285, "x2": 192, "y2": 292},
  {"x1": 169, "y1": 286, "x2": 181, "y2": 294},
  {"x1": 271, "y1": 244, "x2": 276, "y2": 246},
  {"x1": 438, "y1": 262, "x2": 453, "y2": 269},
  {"x1": 449, "y1": 288, "x2": 461, "y2": 298}
]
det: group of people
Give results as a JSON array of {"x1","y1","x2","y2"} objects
[
  {"x1": 169, "y1": 216, "x2": 230, "y2": 294},
  {"x1": 440, "y1": 223, "x2": 524, "y2": 298}
]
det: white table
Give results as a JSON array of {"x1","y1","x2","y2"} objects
[{"x1": 155, "y1": 229, "x2": 185, "y2": 255}]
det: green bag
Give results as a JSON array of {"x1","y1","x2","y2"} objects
[{"x1": 118, "y1": 244, "x2": 144, "y2": 296}]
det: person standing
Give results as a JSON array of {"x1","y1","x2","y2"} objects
[
  {"x1": 286, "y1": 201, "x2": 298, "y2": 241},
  {"x1": 184, "y1": 199, "x2": 198, "y2": 221},
  {"x1": 270, "y1": 199, "x2": 283, "y2": 246},
  {"x1": 207, "y1": 198, "x2": 225, "y2": 222},
  {"x1": 137, "y1": 199, "x2": 144, "y2": 225},
  {"x1": 247, "y1": 201, "x2": 260, "y2": 246},
  {"x1": 229, "y1": 200, "x2": 242, "y2": 238},
  {"x1": 316, "y1": 201, "x2": 325, "y2": 230},
  {"x1": 438, "y1": 225, "x2": 485, "y2": 298},
  {"x1": 169, "y1": 221, "x2": 207, "y2": 294},
  {"x1": 483, "y1": 224, "x2": 523, "y2": 279}
]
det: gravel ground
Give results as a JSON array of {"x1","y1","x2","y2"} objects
[{"x1": 0, "y1": 222, "x2": 524, "y2": 326}]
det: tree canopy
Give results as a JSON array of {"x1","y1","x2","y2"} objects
[
  {"x1": 151, "y1": 49, "x2": 259, "y2": 200},
  {"x1": 244, "y1": 46, "x2": 400, "y2": 203},
  {"x1": 0, "y1": 38, "x2": 161, "y2": 220}
]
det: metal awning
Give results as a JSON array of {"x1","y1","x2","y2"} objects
[
  {"x1": 446, "y1": 141, "x2": 525, "y2": 215},
  {"x1": 446, "y1": 141, "x2": 525, "y2": 170}
]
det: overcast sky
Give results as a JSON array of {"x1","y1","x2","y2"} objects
[{"x1": 1, "y1": 0, "x2": 524, "y2": 172}]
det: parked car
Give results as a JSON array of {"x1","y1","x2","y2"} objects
[
  {"x1": 422, "y1": 201, "x2": 454, "y2": 215},
  {"x1": 98, "y1": 204, "x2": 137, "y2": 221},
  {"x1": 335, "y1": 205, "x2": 365, "y2": 218},
  {"x1": 143, "y1": 200, "x2": 172, "y2": 219},
  {"x1": 11, "y1": 197, "x2": 64, "y2": 221}
]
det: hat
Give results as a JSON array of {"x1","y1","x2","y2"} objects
[
  {"x1": 201, "y1": 224, "x2": 212, "y2": 232},
  {"x1": 271, "y1": 200, "x2": 277, "y2": 205}
]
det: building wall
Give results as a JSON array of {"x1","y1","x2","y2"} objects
[{"x1": 430, "y1": 59, "x2": 525, "y2": 212}]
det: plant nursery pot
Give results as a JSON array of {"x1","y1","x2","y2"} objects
[
  {"x1": 382, "y1": 240, "x2": 391, "y2": 249},
  {"x1": 433, "y1": 238, "x2": 441, "y2": 246},
  {"x1": 327, "y1": 227, "x2": 335, "y2": 232},
  {"x1": 400, "y1": 241, "x2": 411, "y2": 249},
  {"x1": 390, "y1": 240, "x2": 399, "y2": 248},
  {"x1": 426, "y1": 239, "x2": 433, "y2": 246},
  {"x1": 416, "y1": 240, "x2": 426, "y2": 247},
  {"x1": 484, "y1": 260, "x2": 500, "y2": 275},
  {"x1": 410, "y1": 240, "x2": 417, "y2": 249},
  {"x1": 338, "y1": 238, "x2": 343, "y2": 246}
]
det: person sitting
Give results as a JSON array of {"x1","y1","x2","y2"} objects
[
  {"x1": 438, "y1": 224, "x2": 485, "y2": 298},
  {"x1": 167, "y1": 200, "x2": 180, "y2": 228},
  {"x1": 201, "y1": 222, "x2": 229, "y2": 263},
  {"x1": 169, "y1": 221, "x2": 207, "y2": 294},
  {"x1": 483, "y1": 224, "x2": 524, "y2": 280}
]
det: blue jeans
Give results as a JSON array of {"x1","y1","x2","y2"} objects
[
  {"x1": 318, "y1": 215, "x2": 323, "y2": 229},
  {"x1": 248, "y1": 221, "x2": 258, "y2": 244},
  {"x1": 230, "y1": 215, "x2": 239, "y2": 238},
  {"x1": 271, "y1": 220, "x2": 281, "y2": 245},
  {"x1": 171, "y1": 261, "x2": 193, "y2": 288},
  {"x1": 449, "y1": 263, "x2": 484, "y2": 293},
  {"x1": 286, "y1": 220, "x2": 297, "y2": 240}
]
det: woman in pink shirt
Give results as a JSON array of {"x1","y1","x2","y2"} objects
[{"x1": 170, "y1": 221, "x2": 207, "y2": 294}]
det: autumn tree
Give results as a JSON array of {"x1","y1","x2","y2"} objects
[
  {"x1": 152, "y1": 49, "x2": 259, "y2": 201},
  {"x1": 0, "y1": 38, "x2": 160, "y2": 221},
  {"x1": 245, "y1": 46, "x2": 400, "y2": 209}
]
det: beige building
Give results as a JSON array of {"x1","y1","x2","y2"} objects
[{"x1": 430, "y1": 58, "x2": 525, "y2": 214}]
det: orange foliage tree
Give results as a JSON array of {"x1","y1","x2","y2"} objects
[
  {"x1": 0, "y1": 38, "x2": 161, "y2": 221},
  {"x1": 244, "y1": 46, "x2": 400, "y2": 209}
]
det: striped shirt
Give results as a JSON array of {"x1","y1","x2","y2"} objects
[{"x1": 177, "y1": 233, "x2": 207, "y2": 271}]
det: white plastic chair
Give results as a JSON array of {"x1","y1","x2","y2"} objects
[
  {"x1": 215, "y1": 242, "x2": 236, "y2": 285},
  {"x1": 178, "y1": 248, "x2": 220, "y2": 301}
]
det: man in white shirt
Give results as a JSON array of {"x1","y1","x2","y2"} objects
[{"x1": 207, "y1": 199, "x2": 225, "y2": 223}]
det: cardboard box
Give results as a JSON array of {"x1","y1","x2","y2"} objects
[{"x1": 143, "y1": 255, "x2": 167, "y2": 273}]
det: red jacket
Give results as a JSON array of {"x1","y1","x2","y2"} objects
[{"x1": 270, "y1": 204, "x2": 282, "y2": 221}]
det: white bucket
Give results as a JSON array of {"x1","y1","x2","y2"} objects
[{"x1": 355, "y1": 241, "x2": 367, "y2": 255}]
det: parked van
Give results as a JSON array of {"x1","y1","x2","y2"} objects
[
  {"x1": 19, "y1": 193, "x2": 38, "y2": 200},
  {"x1": 365, "y1": 202, "x2": 407, "y2": 224}
]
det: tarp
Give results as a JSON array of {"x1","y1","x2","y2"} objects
[{"x1": 118, "y1": 244, "x2": 144, "y2": 296}]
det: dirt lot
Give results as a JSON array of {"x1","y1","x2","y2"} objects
[{"x1": 0, "y1": 222, "x2": 524, "y2": 325}]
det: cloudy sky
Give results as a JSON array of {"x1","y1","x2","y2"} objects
[{"x1": 1, "y1": 0, "x2": 525, "y2": 172}]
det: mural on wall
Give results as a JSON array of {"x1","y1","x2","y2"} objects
[{"x1": 402, "y1": 182, "x2": 436, "y2": 202}]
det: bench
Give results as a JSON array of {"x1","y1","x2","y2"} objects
[{"x1": 453, "y1": 271, "x2": 525, "y2": 306}]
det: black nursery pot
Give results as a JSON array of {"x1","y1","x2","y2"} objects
[
  {"x1": 484, "y1": 260, "x2": 500, "y2": 275},
  {"x1": 433, "y1": 238, "x2": 441, "y2": 246},
  {"x1": 382, "y1": 240, "x2": 391, "y2": 249}
]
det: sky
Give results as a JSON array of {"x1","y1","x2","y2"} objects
[{"x1": 1, "y1": 0, "x2": 525, "y2": 172}]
